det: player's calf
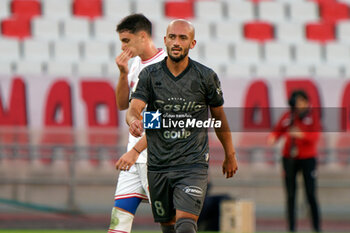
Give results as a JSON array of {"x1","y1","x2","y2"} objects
[
  {"x1": 175, "y1": 218, "x2": 197, "y2": 233},
  {"x1": 108, "y1": 207, "x2": 134, "y2": 233}
]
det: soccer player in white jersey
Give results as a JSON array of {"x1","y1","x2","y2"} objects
[{"x1": 107, "y1": 14, "x2": 166, "y2": 233}]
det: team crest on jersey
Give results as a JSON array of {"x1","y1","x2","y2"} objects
[{"x1": 143, "y1": 110, "x2": 161, "y2": 129}]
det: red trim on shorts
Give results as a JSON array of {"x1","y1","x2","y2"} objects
[
  {"x1": 141, "y1": 48, "x2": 165, "y2": 64},
  {"x1": 114, "y1": 193, "x2": 148, "y2": 200},
  {"x1": 108, "y1": 229, "x2": 128, "y2": 233}
]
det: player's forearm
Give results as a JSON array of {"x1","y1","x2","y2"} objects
[
  {"x1": 126, "y1": 106, "x2": 141, "y2": 126},
  {"x1": 115, "y1": 73, "x2": 129, "y2": 110},
  {"x1": 134, "y1": 134, "x2": 147, "y2": 152}
]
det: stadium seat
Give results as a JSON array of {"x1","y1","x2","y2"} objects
[
  {"x1": 1, "y1": 17, "x2": 31, "y2": 39},
  {"x1": 92, "y1": 19, "x2": 119, "y2": 42},
  {"x1": 11, "y1": 0, "x2": 41, "y2": 19},
  {"x1": 46, "y1": 61, "x2": 75, "y2": 76},
  {"x1": 152, "y1": 19, "x2": 172, "y2": 43},
  {"x1": 191, "y1": 20, "x2": 213, "y2": 40},
  {"x1": 244, "y1": 21, "x2": 274, "y2": 42},
  {"x1": 32, "y1": 17, "x2": 61, "y2": 40},
  {"x1": 53, "y1": 41, "x2": 81, "y2": 62},
  {"x1": 294, "y1": 42, "x2": 323, "y2": 65},
  {"x1": 227, "y1": 1, "x2": 255, "y2": 22},
  {"x1": 82, "y1": 41, "x2": 111, "y2": 63},
  {"x1": 195, "y1": 0, "x2": 224, "y2": 20},
  {"x1": 258, "y1": 1, "x2": 286, "y2": 23},
  {"x1": 263, "y1": 42, "x2": 292, "y2": 65},
  {"x1": 0, "y1": 0, "x2": 11, "y2": 19},
  {"x1": 289, "y1": 1, "x2": 319, "y2": 23},
  {"x1": 234, "y1": 41, "x2": 262, "y2": 64},
  {"x1": 134, "y1": 0, "x2": 164, "y2": 20},
  {"x1": 314, "y1": 64, "x2": 343, "y2": 78},
  {"x1": 73, "y1": 0, "x2": 102, "y2": 20},
  {"x1": 62, "y1": 18, "x2": 91, "y2": 41},
  {"x1": 325, "y1": 42, "x2": 350, "y2": 65},
  {"x1": 203, "y1": 42, "x2": 233, "y2": 63},
  {"x1": 105, "y1": 62, "x2": 120, "y2": 78},
  {"x1": 226, "y1": 64, "x2": 253, "y2": 79},
  {"x1": 336, "y1": 21, "x2": 350, "y2": 44},
  {"x1": 214, "y1": 21, "x2": 243, "y2": 42},
  {"x1": 76, "y1": 62, "x2": 105, "y2": 77},
  {"x1": 165, "y1": 1, "x2": 194, "y2": 19},
  {"x1": 306, "y1": 22, "x2": 335, "y2": 43},
  {"x1": 22, "y1": 39, "x2": 51, "y2": 62},
  {"x1": 0, "y1": 62, "x2": 13, "y2": 75},
  {"x1": 276, "y1": 22, "x2": 306, "y2": 44},
  {"x1": 254, "y1": 64, "x2": 283, "y2": 79},
  {"x1": 103, "y1": 0, "x2": 131, "y2": 20},
  {"x1": 41, "y1": 0, "x2": 72, "y2": 19},
  {"x1": 15, "y1": 61, "x2": 44, "y2": 75},
  {"x1": 319, "y1": 1, "x2": 349, "y2": 23},
  {"x1": 284, "y1": 64, "x2": 312, "y2": 77},
  {"x1": 189, "y1": 41, "x2": 203, "y2": 62},
  {"x1": 0, "y1": 38, "x2": 20, "y2": 62}
]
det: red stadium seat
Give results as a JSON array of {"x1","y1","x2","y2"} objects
[
  {"x1": 73, "y1": 0, "x2": 102, "y2": 20},
  {"x1": 165, "y1": 1, "x2": 194, "y2": 19},
  {"x1": 11, "y1": 0, "x2": 41, "y2": 19},
  {"x1": 306, "y1": 22, "x2": 335, "y2": 43},
  {"x1": 319, "y1": 2, "x2": 349, "y2": 23},
  {"x1": 244, "y1": 21, "x2": 274, "y2": 42},
  {"x1": 1, "y1": 17, "x2": 31, "y2": 39}
]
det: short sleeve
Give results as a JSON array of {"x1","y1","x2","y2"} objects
[
  {"x1": 131, "y1": 68, "x2": 150, "y2": 104},
  {"x1": 206, "y1": 71, "x2": 224, "y2": 107}
]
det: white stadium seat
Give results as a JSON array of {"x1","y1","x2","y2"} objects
[
  {"x1": 234, "y1": 41, "x2": 262, "y2": 65},
  {"x1": 104, "y1": 0, "x2": 132, "y2": 20},
  {"x1": 294, "y1": 42, "x2": 323, "y2": 65},
  {"x1": 226, "y1": 64, "x2": 253, "y2": 79},
  {"x1": 215, "y1": 21, "x2": 243, "y2": 42},
  {"x1": 204, "y1": 42, "x2": 233, "y2": 63},
  {"x1": 289, "y1": 1, "x2": 319, "y2": 23},
  {"x1": 227, "y1": 1, "x2": 255, "y2": 22},
  {"x1": 46, "y1": 61, "x2": 75, "y2": 76},
  {"x1": 22, "y1": 39, "x2": 51, "y2": 62},
  {"x1": 255, "y1": 64, "x2": 283, "y2": 79},
  {"x1": 82, "y1": 41, "x2": 112, "y2": 63},
  {"x1": 284, "y1": 64, "x2": 312, "y2": 77},
  {"x1": 276, "y1": 22, "x2": 306, "y2": 44},
  {"x1": 314, "y1": 65, "x2": 343, "y2": 78},
  {"x1": 76, "y1": 62, "x2": 105, "y2": 77},
  {"x1": 93, "y1": 18, "x2": 119, "y2": 42},
  {"x1": 258, "y1": 1, "x2": 287, "y2": 23},
  {"x1": 32, "y1": 18, "x2": 61, "y2": 40},
  {"x1": 325, "y1": 42, "x2": 350, "y2": 66},
  {"x1": 62, "y1": 18, "x2": 91, "y2": 41},
  {"x1": 53, "y1": 41, "x2": 81, "y2": 62},
  {"x1": 42, "y1": 0, "x2": 72, "y2": 19},
  {"x1": 0, "y1": 0, "x2": 10, "y2": 19},
  {"x1": 106, "y1": 62, "x2": 120, "y2": 78},
  {"x1": 134, "y1": 0, "x2": 164, "y2": 20},
  {"x1": 191, "y1": 20, "x2": 213, "y2": 41},
  {"x1": 0, "y1": 38, "x2": 21, "y2": 62},
  {"x1": 195, "y1": 1, "x2": 224, "y2": 20},
  {"x1": 337, "y1": 21, "x2": 350, "y2": 45},
  {"x1": 264, "y1": 42, "x2": 292, "y2": 65},
  {"x1": 0, "y1": 62, "x2": 13, "y2": 75},
  {"x1": 15, "y1": 61, "x2": 44, "y2": 76}
]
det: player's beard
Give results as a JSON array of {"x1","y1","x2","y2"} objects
[{"x1": 167, "y1": 46, "x2": 190, "y2": 63}]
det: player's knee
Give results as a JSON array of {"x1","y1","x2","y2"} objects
[
  {"x1": 161, "y1": 224, "x2": 176, "y2": 233},
  {"x1": 175, "y1": 218, "x2": 197, "y2": 233},
  {"x1": 108, "y1": 208, "x2": 134, "y2": 233}
]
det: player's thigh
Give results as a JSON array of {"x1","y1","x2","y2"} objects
[
  {"x1": 173, "y1": 168, "x2": 208, "y2": 217},
  {"x1": 135, "y1": 163, "x2": 150, "y2": 200},
  {"x1": 115, "y1": 165, "x2": 147, "y2": 199},
  {"x1": 148, "y1": 171, "x2": 175, "y2": 223}
]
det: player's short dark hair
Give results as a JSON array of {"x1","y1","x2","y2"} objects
[
  {"x1": 288, "y1": 90, "x2": 309, "y2": 108},
  {"x1": 116, "y1": 14, "x2": 152, "y2": 36}
]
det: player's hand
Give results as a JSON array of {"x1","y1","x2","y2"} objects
[
  {"x1": 267, "y1": 134, "x2": 276, "y2": 145},
  {"x1": 115, "y1": 149, "x2": 140, "y2": 171},
  {"x1": 115, "y1": 48, "x2": 133, "y2": 74},
  {"x1": 222, "y1": 153, "x2": 238, "y2": 179},
  {"x1": 129, "y1": 119, "x2": 144, "y2": 137},
  {"x1": 288, "y1": 126, "x2": 304, "y2": 138}
]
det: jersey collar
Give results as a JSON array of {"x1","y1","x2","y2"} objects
[{"x1": 161, "y1": 57, "x2": 192, "y2": 82}]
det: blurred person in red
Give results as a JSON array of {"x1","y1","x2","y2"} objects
[{"x1": 268, "y1": 90, "x2": 321, "y2": 232}]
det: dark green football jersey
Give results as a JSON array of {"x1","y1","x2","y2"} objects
[{"x1": 132, "y1": 57, "x2": 224, "y2": 171}]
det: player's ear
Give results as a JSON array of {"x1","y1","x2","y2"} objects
[{"x1": 190, "y1": 39, "x2": 196, "y2": 49}]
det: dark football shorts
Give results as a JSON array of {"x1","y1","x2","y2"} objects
[{"x1": 148, "y1": 168, "x2": 208, "y2": 223}]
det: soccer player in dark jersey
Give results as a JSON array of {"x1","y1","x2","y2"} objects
[{"x1": 126, "y1": 19, "x2": 238, "y2": 233}]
